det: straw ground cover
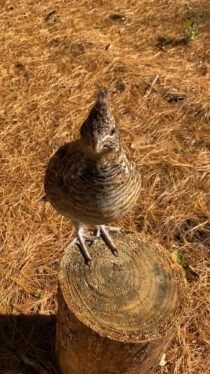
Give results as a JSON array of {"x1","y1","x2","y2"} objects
[{"x1": 0, "y1": 0, "x2": 209, "y2": 372}]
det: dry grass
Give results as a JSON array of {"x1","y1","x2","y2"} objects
[{"x1": 0, "y1": 0, "x2": 209, "y2": 372}]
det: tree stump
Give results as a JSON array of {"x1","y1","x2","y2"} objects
[{"x1": 56, "y1": 232, "x2": 186, "y2": 374}]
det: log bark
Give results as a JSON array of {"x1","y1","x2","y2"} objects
[{"x1": 56, "y1": 232, "x2": 186, "y2": 374}]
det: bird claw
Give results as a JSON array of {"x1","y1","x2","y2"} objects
[
  {"x1": 85, "y1": 257, "x2": 92, "y2": 267},
  {"x1": 112, "y1": 248, "x2": 118, "y2": 257}
]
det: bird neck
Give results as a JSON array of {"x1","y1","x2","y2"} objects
[
  {"x1": 96, "y1": 146, "x2": 122, "y2": 165},
  {"x1": 78, "y1": 139, "x2": 123, "y2": 164}
]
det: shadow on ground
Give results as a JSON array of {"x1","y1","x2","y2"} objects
[{"x1": 0, "y1": 314, "x2": 58, "y2": 374}]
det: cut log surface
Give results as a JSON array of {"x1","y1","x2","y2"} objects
[{"x1": 56, "y1": 232, "x2": 186, "y2": 374}]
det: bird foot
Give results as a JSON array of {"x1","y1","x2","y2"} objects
[
  {"x1": 63, "y1": 225, "x2": 121, "y2": 264},
  {"x1": 95, "y1": 225, "x2": 121, "y2": 235},
  {"x1": 63, "y1": 235, "x2": 99, "y2": 265},
  {"x1": 63, "y1": 235, "x2": 97, "y2": 251},
  {"x1": 95, "y1": 225, "x2": 120, "y2": 256}
]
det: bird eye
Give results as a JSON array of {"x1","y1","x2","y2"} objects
[{"x1": 110, "y1": 128, "x2": 115, "y2": 135}]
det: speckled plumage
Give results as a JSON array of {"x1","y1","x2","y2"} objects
[{"x1": 45, "y1": 90, "x2": 141, "y2": 263}]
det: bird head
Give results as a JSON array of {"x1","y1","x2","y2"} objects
[{"x1": 80, "y1": 89, "x2": 120, "y2": 155}]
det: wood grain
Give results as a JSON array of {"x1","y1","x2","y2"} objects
[{"x1": 56, "y1": 233, "x2": 187, "y2": 373}]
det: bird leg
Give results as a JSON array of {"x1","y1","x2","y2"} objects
[
  {"x1": 95, "y1": 225, "x2": 120, "y2": 256},
  {"x1": 63, "y1": 223, "x2": 121, "y2": 264},
  {"x1": 63, "y1": 222, "x2": 95, "y2": 265}
]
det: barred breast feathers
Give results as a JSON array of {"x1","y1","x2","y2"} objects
[{"x1": 45, "y1": 140, "x2": 141, "y2": 225}]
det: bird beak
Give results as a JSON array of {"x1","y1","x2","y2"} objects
[{"x1": 92, "y1": 139, "x2": 103, "y2": 153}]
